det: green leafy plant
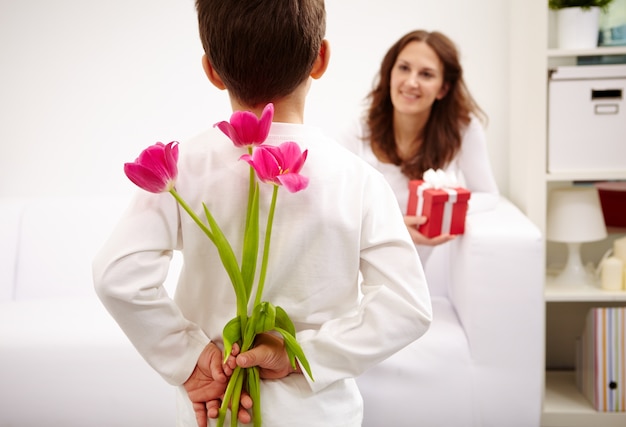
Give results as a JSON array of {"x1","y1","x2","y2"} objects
[{"x1": 548, "y1": 0, "x2": 614, "y2": 11}]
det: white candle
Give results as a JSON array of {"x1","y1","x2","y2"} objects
[
  {"x1": 614, "y1": 236, "x2": 626, "y2": 262},
  {"x1": 601, "y1": 256, "x2": 624, "y2": 291},
  {"x1": 614, "y1": 237, "x2": 626, "y2": 290}
]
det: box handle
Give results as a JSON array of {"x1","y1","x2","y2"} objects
[
  {"x1": 591, "y1": 89, "x2": 622, "y2": 100},
  {"x1": 595, "y1": 104, "x2": 619, "y2": 115}
]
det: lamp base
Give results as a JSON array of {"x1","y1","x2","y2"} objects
[{"x1": 552, "y1": 242, "x2": 595, "y2": 287}]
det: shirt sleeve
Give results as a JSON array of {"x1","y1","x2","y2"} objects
[
  {"x1": 335, "y1": 117, "x2": 366, "y2": 157},
  {"x1": 296, "y1": 172, "x2": 433, "y2": 393},
  {"x1": 455, "y1": 117, "x2": 500, "y2": 214},
  {"x1": 92, "y1": 191, "x2": 210, "y2": 386}
]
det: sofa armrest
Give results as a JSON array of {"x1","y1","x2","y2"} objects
[
  {"x1": 449, "y1": 196, "x2": 545, "y2": 423},
  {"x1": 0, "y1": 198, "x2": 26, "y2": 302}
]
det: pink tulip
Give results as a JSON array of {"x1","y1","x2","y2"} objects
[
  {"x1": 240, "y1": 141, "x2": 309, "y2": 193},
  {"x1": 214, "y1": 103, "x2": 274, "y2": 147},
  {"x1": 124, "y1": 141, "x2": 179, "y2": 193}
]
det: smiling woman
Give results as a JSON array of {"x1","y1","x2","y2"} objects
[
  {"x1": 389, "y1": 41, "x2": 449, "y2": 130},
  {"x1": 340, "y1": 29, "x2": 499, "y2": 252}
]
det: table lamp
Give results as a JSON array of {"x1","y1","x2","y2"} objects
[{"x1": 547, "y1": 187, "x2": 607, "y2": 287}]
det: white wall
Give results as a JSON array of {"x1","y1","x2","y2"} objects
[{"x1": 0, "y1": 0, "x2": 510, "y2": 198}]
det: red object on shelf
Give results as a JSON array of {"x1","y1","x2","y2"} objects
[{"x1": 596, "y1": 182, "x2": 626, "y2": 228}]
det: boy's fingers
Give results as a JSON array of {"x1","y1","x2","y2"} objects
[{"x1": 192, "y1": 401, "x2": 208, "y2": 427}]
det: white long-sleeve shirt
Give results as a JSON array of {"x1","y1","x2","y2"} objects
[
  {"x1": 339, "y1": 117, "x2": 500, "y2": 264},
  {"x1": 93, "y1": 122, "x2": 432, "y2": 427},
  {"x1": 339, "y1": 117, "x2": 500, "y2": 215}
]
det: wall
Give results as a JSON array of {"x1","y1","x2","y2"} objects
[{"x1": 0, "y1": 0, "x2": 510, "y2": 199}]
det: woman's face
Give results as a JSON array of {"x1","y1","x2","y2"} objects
[{"x1": 389, "y1": 40, "x2": 448, "y2": 116}]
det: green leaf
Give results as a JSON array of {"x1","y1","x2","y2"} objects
[
  {"x1": 202, "y1": 203, "x2": 247, "y2": 318},
  {"x1": 275, "y1": 305, "x2": 296, "y2": 336},
  {"x1": 256, "y1": 302, "x2": 276, "y2": 335},
  {"x1": 241, "y1": 302, "x2": 279, "y2": 353},
  {"x1": 275, "y1": 326, "x2": 314, "y2": 381},
  {"x1": 242, "y1": 308, "x2": 258, "y2": 350},
  {"x1": 222, "y1": 316, "x2": 242, "y2": 362},
  {"x1": 241, "y1": 182, "x2": 260, "y2": 301}
]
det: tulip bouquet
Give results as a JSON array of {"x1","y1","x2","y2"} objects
[{"x1": 123, "y1": 103, "x2": 313, "y2": 426}]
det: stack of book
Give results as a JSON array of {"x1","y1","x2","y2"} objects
[{"x1": 576, "y1": 307, "x2": 626, "y2": 412}]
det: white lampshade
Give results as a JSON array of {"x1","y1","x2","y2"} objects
[
  {"x1": 547, "y1": 187, "x2": 607, "y2": 287},
  {"x1": 547, "y1": 187, "x2": 607, "y2": 243}
]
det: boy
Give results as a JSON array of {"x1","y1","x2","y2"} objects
[{"x1": 93, "y1": 1, "x2": 432, "y2": 426}]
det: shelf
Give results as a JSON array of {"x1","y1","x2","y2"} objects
[
  {"x1": 545, "y1": 275, "x2": 626, "y2": 302},
  {"x1": 545, "y1": 171, "x2": 626, "y2": 182},
  {"x1": 542, "y1": 371, "x2": 626, "y2": 426},
  {"x1": 547, "y1": 46, "x2": 626, "y2": 58}
]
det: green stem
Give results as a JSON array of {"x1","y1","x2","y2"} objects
[
  {"x1": 217, "y1": 366, "x2": 243, "y2": 427},
  {"x1": 246, "y1": 147, "x2": 255, "y2": 223},
  {"x1": 169, "y1": 189, "x2": 214, "y2": 241},
  {"x1": 171, "y1": 189, "x2": 247, "y2": 320},
  {"x1": 240, "y1": 151, "x2": 258, "y2": 305},
  {"x1": 230, "y1": 369, "x2": 245, "y2": 427},
  {"x1": 254, "y1": 185, "x2": 279, "y2": 307}
]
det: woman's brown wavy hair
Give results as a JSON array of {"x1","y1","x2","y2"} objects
[{"x1": 365, "y1": 30, "x2": 486, "y2": 180}]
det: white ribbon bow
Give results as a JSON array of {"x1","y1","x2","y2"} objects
[{"x1": 422, "y1": 168, "x2": 459, "y2": 189}]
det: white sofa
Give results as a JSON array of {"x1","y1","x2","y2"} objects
[{"x1": 0, "y1": 195, "x2": 544, "y2": 427}]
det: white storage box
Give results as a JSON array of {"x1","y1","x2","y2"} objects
[{"x1": 548, "y1": 64, "x2": 626, "y2": 174}]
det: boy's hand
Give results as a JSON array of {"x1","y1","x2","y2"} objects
[
  {"x1": 404, "y1": 215, "x2": 456, "y2": 246},
  {"x1": 183, "y1": 342, "x2": 252, "y2": 427},
  {"x1": 235, "y1": 333, "x2": 301, "y2": 379},
  {"x1": 183, "y1": 343, "x2": 228, "y2": 426}
]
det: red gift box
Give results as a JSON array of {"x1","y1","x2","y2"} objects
[{"x1": 407, "y1": 179, "x2": 471, "y2": 238}]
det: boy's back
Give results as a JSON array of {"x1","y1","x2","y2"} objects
[{"x1": 93, "y1": 1, "x2": 432, "y2": 425}]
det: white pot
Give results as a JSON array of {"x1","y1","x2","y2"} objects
[{"x1": 556, "y1": 6, "x2": 600, "y2": 49}]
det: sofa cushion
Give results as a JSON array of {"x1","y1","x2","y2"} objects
[
  {"x1": 357, "y1": 297, "x2": 474, "y2": 427},
  {"x1": 0, "y1": 296, "x2": 176, "y2": 425}
]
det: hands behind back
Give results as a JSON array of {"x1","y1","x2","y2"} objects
[
  {"x1": 183, "y1": 342, "x2": 252, "y2": 427},
  {"x1": 184, "y1": 333, "x2": 299, "y2": 427}
]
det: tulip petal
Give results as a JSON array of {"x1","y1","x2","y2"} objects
[
  {"x1": 242, "y1": 141, "x2": 308, "y2": 191},
  {"x1": 214, "y1": 103, "x2": 275, "y2": 147},
  {"x1": 277, "y1": 173, "x2": 309, "y2": 193},
  {"x1": 124, "y1": 163, "x2": 169, "y2": 193},
  {"x1": 231, "y1": 111, "x2": 260, "y2": 144},
  {"x1": 278, "y1": 142, "x2": 307, "y2": 173},
  {"x1": 257, "y1": 103, "x2": 274, "y2": 142},
  {"x1": 251, "y1": 147, "x2": 281, "y2": 183},
  {"x1": 124, "y1": 141, "x2": 179, "y2": 193},
  {"x1": 215, "y1": 121, "x2": 243, "y2": 146}
]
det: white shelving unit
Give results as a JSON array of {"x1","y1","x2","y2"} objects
[
  {"x1": 543, "y1": 371, "x2": 626, "y2": 427},
  {"x1": 545, "y1": 278, "x2": 626, "y2": 303},
  {"x1": 548, "y1": 46, "x2": 626, "y2": 57},
  {"x1": 510, "y1": 2, "x2": 626, "y2": 426}
]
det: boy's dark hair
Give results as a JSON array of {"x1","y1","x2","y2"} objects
[{"x1": 195, "y1": 0, "x2": 326, "y2": 107}]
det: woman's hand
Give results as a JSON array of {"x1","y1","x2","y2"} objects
[{"x1": 404, "y1": 215, "x2": 456, "y2": 246}]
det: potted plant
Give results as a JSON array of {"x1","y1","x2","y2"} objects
[{"x1": 548, "y1": 0, "x2": 615, "y2": 49}]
